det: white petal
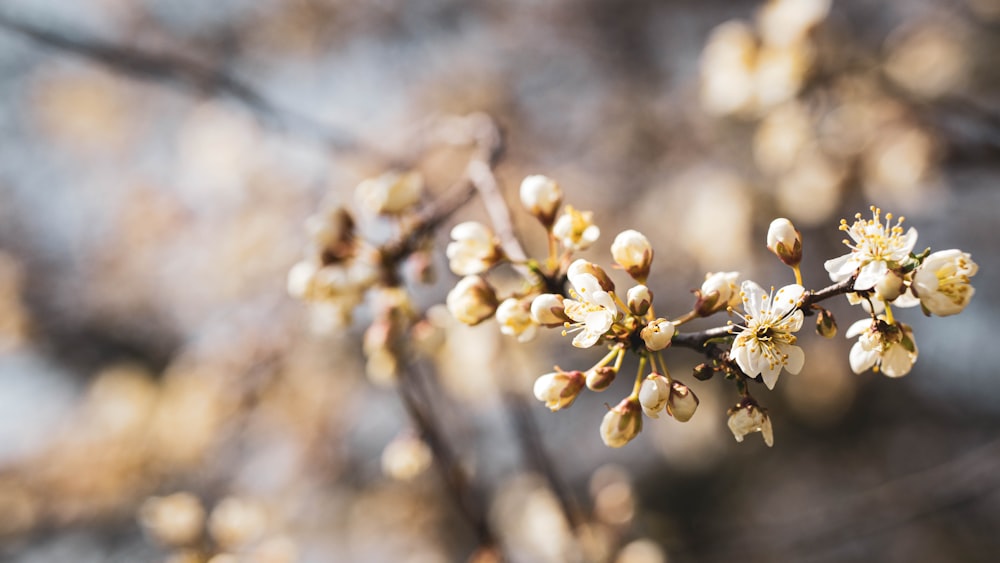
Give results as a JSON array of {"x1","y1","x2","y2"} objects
[
  {"x1": 778, "y1": 309, "x2": 804, "y2": 333},
  {"x1": 880, "y1": 343, "x2": 913, "y2": 377},
  {"x1": 854, "y1": 260, "x2": 887, "y2": 291},
  {"x1": 782, "y1": 344, "x2": 805, "y2": 375},
  {"x1": 893, "y1": 289, "x2": 921, "y2": 308},
  {"x1": 572, "y1": 329, "x2": 600, "y2": 348},
  {"x1": 741, "y1": 280, "x2": 767, "y2": 318},
  {"x1": 849, "y1": 341, "x2": 877, "y2": 374},
  {"x1": 591, "y1": 290, "x2": 617, "y2": 312},
  {"x1": 845, "y1": 318, "x2": 871, "y2": 339},
  {"x1": 899, "y1": 227, "x2": 918, "y2": 255},
  {"x1": 824, "y1": 253, "x2": 856, "y2": 281},
  {"x1": 760, "y1": 364, "x2": 780, "y2": 390},
  {"x1": 771, "y1": 284, "x2": 805, "y2": 317},
  {"x1": 730, "y1": 338, "x2": 754, "y2": 376},
  {"x1": 585, "y1": 309, "x2": 614, "y2": 335}
]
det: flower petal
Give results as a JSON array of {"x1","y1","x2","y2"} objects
[
  {"x1": 772, "y1": 284, "x2": 805, "y2": 317},
  {"x1": 849, "y1": 341, "x2": 877, "y2": 374},
  {"x1": 824, "y1": 253, "x2": 856, "y2": 281},
  {"x1": 741, "y1": 280, "x2": 767, "y2": 318},
  {"x1": 782, "y1": 344, "x2": 805, "y2": 375},
  {"x1": 854, "y1": 260, "x2": 887, "y2": 291}
]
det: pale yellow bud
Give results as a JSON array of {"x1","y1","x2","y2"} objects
[
  {"x1": 533, "y1": 370, "x2": 585, "y2": 411},
  {"x1": 626, "y1": 285, "x2": 652, "y2": 316},
  {"x1": 446, "y1": 276, "x2": 498, "y2": 326},
  {"x1": 600, "y1": 398, "x2": 643, "y2": 448},
  {"x1": 611, "y1": 230, "x2": 653, "y2": 282},
  {"x1": 530, "y1": 293, "x2": 569, "y2": 326},
  {"x1": 638, "y1": 374, "x2": 671, "y2": 418},
  {"x1": 519, "y1": 174, "x2": 563, "y2": 226},
  {"x1": 666, "y1": 382, "x2": 699, "y2": 422},
  {"x1": 766, "y1": 217, "x2": 802, "y2": 267},
  {"x1": 640, "y1": 318, "x2": 674, "y2": 352}
]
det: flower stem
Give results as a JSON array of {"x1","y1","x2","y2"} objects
[
  {"x1": 673, "y1": 310, "x2": 698, "y2": 326},
  {"x1": 793, "y1": 265, "x2": 803, "y2": 286},
  {"x1": 631, "y1": 356, "x2": 648, "y2": 399},
  {"x1": 884, "y1": 299, "x2": 896, "y2": 325}
]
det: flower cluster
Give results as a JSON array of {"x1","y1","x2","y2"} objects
[{"x1": 445, "y1": 196, "x2": 978, "y2": 449}]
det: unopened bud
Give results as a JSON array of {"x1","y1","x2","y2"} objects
[
  {"x1": 640, "y1": 318, "x2": 675, "y2": 351},
  {"x1": 586, "y1": 366, "x2": 617, "y2": 391},
  {"x1": 446, "y1": 276, "x2": 498, "y2": 326},
  {"x1": 627, "y1": 285, "x2": 652, "y2": 316},
  {"x1": 727, "y1": 399, "x2": 773, "y2": 447},
  {"x1": 519, "y1": 175, "x2": 563, "y2": 226},
  {"x1": 666, "y1": 382, "x2": 699, "y2": 422},
  {"x1": 530, "y1": 293, "x2": 569, "y2": 326},
  {"x1": 568, "y1": 259, "x2": 615, "y2": 292},
  {"x1": 694, "y1": 271, "x2": 740, "y2": 316},
  {"x1": 600, "y1": 397, "x2": 643, "y2": 448},
  {"x1": 692, "y1": 363, "x2": 715, "y2": 381},
  {"x1": 816, "y1": 308, "x2": 837, "y2": 338},
  {"x1": 875, "y1": 270, "x2": 905, "y2": 302},
  {"x1": 533, "y1": 370, "x2": 585, "y2": 411},
  {"x1": 611, "y1": 230, "x2": 653, "y2": 282},
  {"x1": 766, "y1": 218, "x2": 802, "y2": 267},
  {"x1": 356, "y1": 171, "x2": 423, "y2": 216},
  {"x1": 638, "y1": 374, "x2": 671, "y2": 418}
]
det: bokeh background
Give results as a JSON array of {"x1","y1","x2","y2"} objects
[{"x1": 0, "y1": 0, "x2": 998, "y2": 561}]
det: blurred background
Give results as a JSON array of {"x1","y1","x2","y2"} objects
[{"x1": 0, "y1": 0, "x2": 998, "y2": 561}]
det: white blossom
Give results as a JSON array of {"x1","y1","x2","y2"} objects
[
  {"x1": 530, "y1": 293, "x2": 569, "y2": 326},
  {"x1": 496, "y1": 298, "x2": 538, "y2": 342},
  {"x1": 727, "y1": 402, "x2": 774, "y2": 447},
  {"x1": 611, "y1": 229, "x2": 653, "y2": 282},
  {"x1": 640, "y1": 318, "x2": 675, "y2": 352},
  {"x1": 639, "y1": 374, "x2": 671, "y2": 418},
  {"x1": 824, "y1": 207, "x2": 918, "y2": 291},
  {"x1": 533, "y1": 370, "x2": 585, "y2": 411},
  {"x1": 355, "y1": 171, "x2": 423, "y2": 215},
  {"x1": 446, "y1": 276, "x2": 498, "y2": 326},
  {"x1": 562, "y1": 262, "x2": 620, "y2": 348},
  {"x1": 446, "y1": 221, "x2": 499, "y2": 276},
  {"x1": 729, "y1": 281, "x2": 805, "y2": 390},
  {"x1": 600, "y1": 398, "x2": 642, "y2": 448},
  {"x1": 846, "y1": 318, "x2": 918, "y2": 377},
  {"x1": 519, "y1": 175, "x2": 562, "y2": 224},
  {"x1": 552, "y1": 206, "x2": 600, "y2": 251},
  {"x1": 912, "y1": 249, "x2": 978, "y2": 316}
]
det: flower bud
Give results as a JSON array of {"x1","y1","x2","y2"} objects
[
  {"x1": 875, "y1": 270, "x2": 905, "y2": 302},
  {"x1": 638, "y1": 374, "x2": 671, "y2": 418},
  {"x1": 568, "y1": 259, "x2": 615, "y2": 292},
  {"x1": 496, "y1": 298, "x2": 538, "y2": 342},
  {"x1": 611, "y1": 230, "x2": 653, "y2": 282},
  {"x1": 287, "y1": 260, "x2": 319, "y2": 300},
  {"x1": 585, "y1": 366, "x2": 617, "y2": 391},
  {"x1": 815, "y1": 307, "x2": 837, "y2": 338},
  {"x1": 600, "y1": 398, "x2": 643, "y2": 448},
  {"x1": 692, "y1": 363, "x2": 715, "y2": 381},
  {"x1": 640, "y1": 318, "x2": 674, "y2": 351},
  {"x1": 727, "y1": 400, "x2": 773, "y2": 447},
  {"x1": 626, "y1": 285, "x2": 652, "y2": 316},
  {"x1": 766, "y1": 218, "x2": 802, "y2": 267},
  {"x1": 446, "y1": 221, "x2": 501, "y2": 276},
  {"x1": 533, "y1": 370, "x2": 585, "y2": 411},
  {"x1": 694, "y1": 271, "x2": 740, "y2": 316},
  {"x1": 446, "y1": 276, "x2": 498, "y2": 326},
  {"x1": 666, "y1": 382, "x2": 699, "y2": 422},
  {"x1": 356, "y1": 171, "x2": 423, "y2": 215},
  {"x1": 519, "y1": 175, "x2": 563, "y2": 226},
  {"x1": 530, "y1": 293, "x2": 570, "y2": 326}
]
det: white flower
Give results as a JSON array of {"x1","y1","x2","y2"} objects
[
  {"x1": 496, "y1": 298, "x2": 538, "y2": 342},
  {"x1": 530, "y1": 293, "x2": 569, "y2": 326},
  {"x1": 727, "y1": 401, "x2": 774, "y2": 447},
  {"x1": 446, "y1": 221, "x2": 499, "y2": 276},
  {"x1": 552, "y1": 206, "x2": 600, "y2": 251},
  {"x1": 611, "y1": 229, "x2": 653, "y2": 282},
  {"x1": 533, "y1": 370, "x2": 585, "y2": 411},
  {"x1": 824, "y1": 207, "x2": 918, "y2": 291},
  {"x1": 600, "y1": 398, "x2": 642, "y2": 448},
  {"x1": 846, "y1": 318, "x2": 918, "y2": 377},
  {"x1": 355, "y1": 171, "x2": 423, "y2": 215},
  {"x1": 639, "y1": 374, "x2": 671, "y2": 418},
  {"x1": 562, "y1": 262, "x2": 620, "y2": 348},
  {"x1": 640, "y1": 318, "x2": 675, "y2": 351},
  {"x1": 667, "y1": 382, "x2": 699, "y2": 422},
  {"x1": 446, "y1": 276, "x2": 498, "y2": 326},
  {"x1": 519, "y1": 175, "x2": 562, "y2": 224},
  {"x1": 729, "y1": 281, "x2": 805, "y2": 390},
  {"x1": 912, "y1": 249, "x2": 977, "y2": 316},
  {"x1": 287, "y1": 260, "x2": 319, "y2": 300},
  {"x1": 766, "y1": 217, "x2": 802, "y2": 267},
  {"x1": 626, "y1": 285, "x2": 652, "y2": 316},
  {"x1": 695, "y1": 271, "x2": 740, "y2": 316}
]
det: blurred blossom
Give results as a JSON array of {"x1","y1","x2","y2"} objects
[
  {"x1": 138, "y1": 492, "x2": 205, "y2": 547},
  {"x1": 615, "y1": 538, "x2": 667, "y2": 563},
  {"x1": 885, "y1": 22, "x2": 968, "y2": 99},
  {"x1": 381, "y1": 433, "x2": 433, "y2": 481},
  {"x1": 753, "y1": 45, "x2": 810, "y2": 111},
  {"x1": 862, "y1": 126, "x2": 940, "y2": 212},
  {"x1": 756, "y1": 0, "x2": 831, "y2": 48},
  {"x1": 675, "y1": 169, "x2": 753, "y2": 270},
  {"x1": 753, "y1": 102, "x2": 814, "y2": 175},
  {"x1": 590, "y1": 465, "x2": 635, "y2": 526},
  {"x1": 175, "y1": 102, "x2": 260, "y2": 208},
  {"x1": 492, "y1": 475, "x2": 576, "y2": 563},
  {"x1": 775, "y1": 146, "x2": 845, "y2": 226},
  {"x1": 209, "y1": 497, "x2": 270, "y2": 550},
  {"x1": 700, "y1": 21, "x2": 758, "y2": 116}
]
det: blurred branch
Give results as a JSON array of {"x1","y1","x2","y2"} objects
[{"x1": 0, "y1": 11, "x2": 371, "y2": 155}]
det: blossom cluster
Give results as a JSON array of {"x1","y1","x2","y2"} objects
[{"x1": 444, "y1": 187, "x2": 978, "y2": 448}]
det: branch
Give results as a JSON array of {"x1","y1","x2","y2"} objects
[{"x1": 0, "y1": 12, "x2": 372, "y2": 155}]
